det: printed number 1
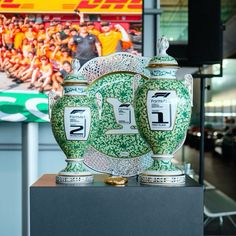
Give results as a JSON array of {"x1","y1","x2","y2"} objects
[{"x1": 152, "y1": 111, "x2": 168, "y2": 124}]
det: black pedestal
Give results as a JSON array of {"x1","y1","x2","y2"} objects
[{"x1": 30, "y1": 174, "x2": 203, "y2": 236}]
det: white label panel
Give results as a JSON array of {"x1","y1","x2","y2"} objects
[
  {"x1": 147, "y1": 90, "x2": 177, "y2": 131},
  {"x1": 118, "y1": 104, "x2": 131, "y2": 124},
  {"x1": 106, "y1": 98, "x2": 138, "y2": 134},
  {"x1": 64, "y1": 107, "x2": 91, "y2": 140}
]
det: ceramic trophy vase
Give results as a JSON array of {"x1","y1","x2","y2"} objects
[
  {"x1": 134, "y1": 37, "x2": 193, "y2": 185},
  {"x1": 50, "y1": 74, "x2": 97, "y2": 184}
]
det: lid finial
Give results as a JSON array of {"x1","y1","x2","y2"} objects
[
  {"x1": 157, "y1": 36, "x2": 169, "y2": 56},
  {"x1": 147, "y1": 36, "x2": 178, "y2": 68}
]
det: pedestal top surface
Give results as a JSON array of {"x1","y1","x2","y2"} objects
[{"x1": 31, "y1": 174, "x2": 201, "y2": 188}]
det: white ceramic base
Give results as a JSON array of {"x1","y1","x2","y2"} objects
[
  {"x1": 144, "y1": 169, "x2": 183, "y2": 176},
  {"x1": 140, "y1": 174, "x2": 185, "y2": 185},
  {"x1": 56, "y1": 173, "x2": 94, "y2": 185}
]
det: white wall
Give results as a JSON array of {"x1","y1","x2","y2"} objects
[
  {"x1": 0, "y1": 123, "x2": 22, "y2": 236},
  {"x1": 0, "y1": 123, "x2": 64, "y2": 236}
]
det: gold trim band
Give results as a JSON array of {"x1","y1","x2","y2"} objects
[
  {"x1": 63, "y1": 81, "x2": 89, "y2": 86},
  {"x1": 147, "y1": 64, "x2": 179, "y2": 68}
]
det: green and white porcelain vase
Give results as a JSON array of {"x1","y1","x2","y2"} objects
[
  {"x1": 50, "y1": 74, "x2": 97, "y2": 184},
  {"x1": 134, "y1": 37, "x2": 193, "y2": 185}
]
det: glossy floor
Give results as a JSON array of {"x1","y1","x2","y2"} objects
[{"x1": 176, "y1": 145, "x2": 236, "y2": 236}]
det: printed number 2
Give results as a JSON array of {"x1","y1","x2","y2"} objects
[{"x1": 70, "y1": 126, "x2": 83, "y2": 134}]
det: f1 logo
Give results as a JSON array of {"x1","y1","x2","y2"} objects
[
  {"x1": 70, "y1": 109, "x2": 85, "y2": 114},
  {"x1": 152, "y1": 92, "x2": 170, "y2": 98}
]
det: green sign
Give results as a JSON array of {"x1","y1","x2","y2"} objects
[{"x1": 0, "y1": 91, "x2": 49, "y2": 122}]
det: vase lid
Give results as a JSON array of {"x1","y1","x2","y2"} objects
[
  {"x1": 64, "y1": 74, "x2": 88, "y2": 85},
  {"x1": 147, "y1": 36, "x2": 178, "y2": 68}
]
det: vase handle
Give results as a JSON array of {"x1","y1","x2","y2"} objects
[
  {"x1": 48, "y1": 90, "x2": 62, "y2": 120},
  {"x1": 95, "y1": 92, "x2": 103, "y2": 120},
  {"x1": 184, "y1": 74, "x2": 193, "y2": 107}
]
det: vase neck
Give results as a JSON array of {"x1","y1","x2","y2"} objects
[
  {"x1": 149, "y1": 67, "x2": 178, "y2": 79},
  {"x1": 64, "y1": 84, "x2": 88, "y2": 95}
]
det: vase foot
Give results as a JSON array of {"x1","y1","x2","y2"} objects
[
  {"x1": 140, "y1": 174, "x2": 185, "y2": 185},
  {"x1": 56, "y1": 173, "x2": 94, "y2": 185},
  {"x1": 140, "y1": 159, "x2": 185, "y2": 185},
  {"x1": 56, "y1": 158, "x2": 94, "y2": 184}
]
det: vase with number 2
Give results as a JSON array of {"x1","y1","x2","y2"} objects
[
  {"x1": 50, "y1": 75, "x2": 97, "y2": 184},
  {"x1": 134, "y1": 37, "x2": 193, "y2": 185}
]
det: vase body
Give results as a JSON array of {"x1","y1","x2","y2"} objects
[
  {"x1": 135, "y1": 79, "x2": 191, "y2": 156},
  {"x1": 134, "y1": 37, "x2": 192, "y2": 185},
  {"x1": 50, "y1": 76, "x2": 97, "y2": 184}
]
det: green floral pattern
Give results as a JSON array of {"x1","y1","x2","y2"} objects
[
  {"x1": 134, "y1": 79, "x2": 191, "y2": 155},
  {"x1": 148, "y1": 160, "x2": 179, "y2": 171},
  {"x1": 61, "y1": 161, "x2": 87, "y2": 173},
  {"x1": 87, "y1": 72, "x2": 151, "y2": 158}
]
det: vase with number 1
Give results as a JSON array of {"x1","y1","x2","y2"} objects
[{"x1": 134, "y1": 37, "x2": 193, "y2": 185}]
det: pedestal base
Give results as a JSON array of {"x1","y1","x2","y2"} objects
[
  {"x1": 31, "y1": 174, "x2": 203, "y2": 236},
  {"x1": 140, "y1": 174, "x2": 185, "y2": 185}
]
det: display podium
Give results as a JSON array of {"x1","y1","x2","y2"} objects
[{"x1": 30, "y1": 174, "x2": 203, "y2": 236}]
